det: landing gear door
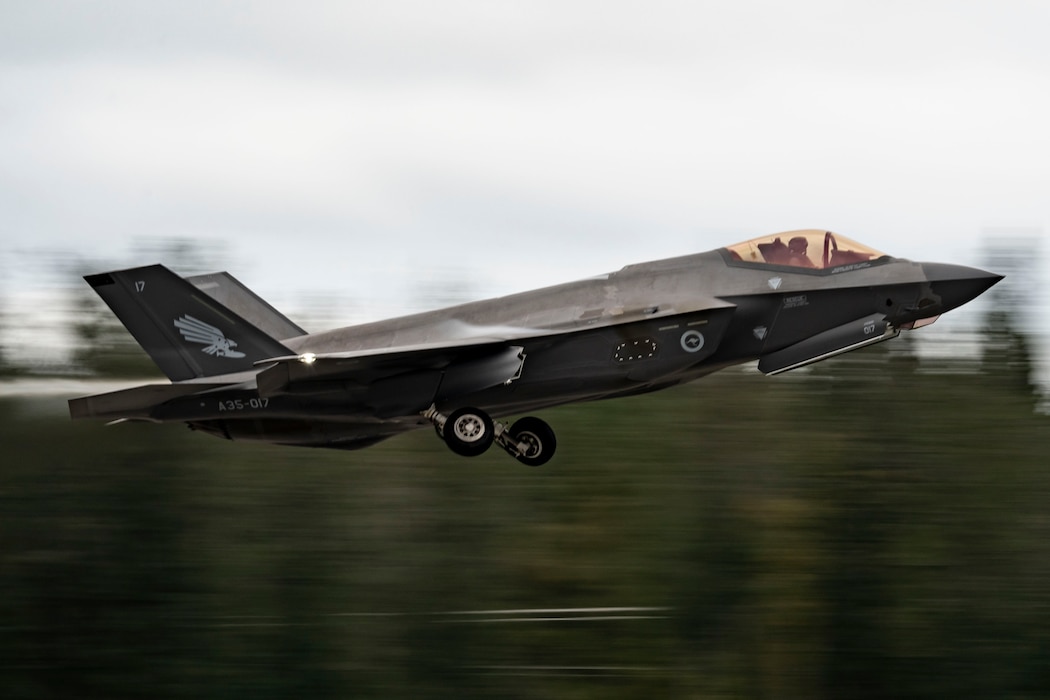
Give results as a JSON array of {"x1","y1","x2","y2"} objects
[
  {"x1": 435, "y1": 345, "x2": 526, "y2": 403},
  {"x1": 757, "y1": 314, "x2": 898, "y2": 375}
]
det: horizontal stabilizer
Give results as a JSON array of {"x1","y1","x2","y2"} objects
[
  {"x1": 758, "y1": 314, "x2": 899, "y2": 375},
  {"x1": 69, "y1": 383, "x2": 223, "y2": 420}
]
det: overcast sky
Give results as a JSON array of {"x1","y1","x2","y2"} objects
[{"x1": 1, "y1": 1, "x2": 1047, "y2": 362}]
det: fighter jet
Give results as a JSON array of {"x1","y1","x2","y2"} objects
[{"x1": 69, "y1": 230, "x2": 1000, "y2": 466}]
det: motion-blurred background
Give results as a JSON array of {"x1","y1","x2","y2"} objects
[
  {"x1": 2, "y1": 2, "x2": 1049, "y2": 697},
  {"x1": 3, "y1": 283, "x2": 1047, "y2": 697}
]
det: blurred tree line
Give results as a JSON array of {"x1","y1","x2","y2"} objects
[
  {"x1": 70, "y1": 239, "x2": 227, "y2": 378},
  {"x1": 1, "y1": 287, "x2": 1048, "y2": 698},
  {"x1": 0, "y1": 311, "x2": 12, "y2": 377},
  {"x1": 0, "y1": 276, "x2": 20, "y2": 377}
]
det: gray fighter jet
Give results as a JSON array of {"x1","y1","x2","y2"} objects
[{"x1": 69, "y1": 230, "x2": 1000, "y2": 466}]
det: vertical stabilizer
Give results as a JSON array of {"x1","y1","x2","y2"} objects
[
  {"x1": 186, "y1": 271, "x2": 307, "y2": 340},
  {"x1": 85, "y1": 265, "x2": 292, "y2": 381}
]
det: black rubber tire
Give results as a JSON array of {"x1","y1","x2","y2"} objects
[
  {"x1": 443, "y1": 407, "x2": 494, "y2": 457},
  {"x1": 508, "y1": 416, "x2": 556, "y2": 467}
]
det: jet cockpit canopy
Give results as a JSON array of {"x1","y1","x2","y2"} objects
[{"x1": 724, "y1": 230, "x2": 887, "y2": 270}]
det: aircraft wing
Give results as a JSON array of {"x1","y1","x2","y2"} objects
[
  {"x1": 254, "y1": 296, "x2": 737, "y2": 400},
  {"x1": 70, "y1": 292, "x2": 736, "y2": 421},
  {"x1": 255, "y1": 337, "x2": 526, "y2": 398}
]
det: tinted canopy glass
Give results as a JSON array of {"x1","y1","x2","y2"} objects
[{"x1": 724, "y1": 230, "x2": 887, "y2": 270}]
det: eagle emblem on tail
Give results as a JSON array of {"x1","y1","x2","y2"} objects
[{"x1": 174, "y1": 315, "x2": 246, "y2": 358}]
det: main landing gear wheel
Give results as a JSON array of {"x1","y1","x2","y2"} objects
[
  {"x1": 505, "y1": 416, "x2": 557, "y2": 467},
  {"x1": 422, "y1": 405, "x2": 556, "y2": 465},
  {"x1": 442, "y1": 407, "x2": 494, "y2": 457}
]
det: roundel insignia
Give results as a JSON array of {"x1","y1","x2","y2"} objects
[{"x1": 680, "y1": 329, "x2": 705, "y2": 353}]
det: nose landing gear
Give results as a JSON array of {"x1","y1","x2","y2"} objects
[
  {"x1": 423, "y1": 405, "x2": 557, "y2": 466},
  {"x1": 500, "y1": 416, "x2": 557, "y2": 467}
]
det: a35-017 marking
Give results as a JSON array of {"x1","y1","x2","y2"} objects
[{"x1": 218, "y1": 398, "x2": 270, "y2": 412}]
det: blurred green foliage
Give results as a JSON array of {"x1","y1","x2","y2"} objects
[
  {"x1": 0, "y1": 302, "x2": 18, "y2": 378},
  {"x1": 70, "y1": 291, "x2": 166, "y2": 378},
  {"x1": 68, "y1": 237, "x2": 229, "y2": 378},
  {"x1": 2, "y1": 311, "x2": 1049, "y2": 698}
]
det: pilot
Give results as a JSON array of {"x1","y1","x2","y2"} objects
[{"x1": 788, "y1": 236, "x2": 815, "y2": 267}]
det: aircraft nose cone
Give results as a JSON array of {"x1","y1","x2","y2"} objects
[{"x1": 921, "y1": 262, "x2": 1003, "y2": 312}]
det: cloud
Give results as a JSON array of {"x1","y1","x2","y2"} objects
[{"x1": 0, "y1": 0, "x2": 1047, "y2": 300}]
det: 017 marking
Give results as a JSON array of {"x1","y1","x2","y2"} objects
[{"x1": 218, "y1": 397, "x2": 270, "y2": 412}]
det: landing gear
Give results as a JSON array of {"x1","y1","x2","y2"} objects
[
  {"x1": 423, "y1": 405, "x2": 557, "y2": 466},
  {"x1": 499, "y1": 417, "x2": 557, "y2": 467},
  {"x1": 440, "y1": 407, "x2": 494, "y2": 457}
]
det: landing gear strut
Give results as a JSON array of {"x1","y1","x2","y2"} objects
[{"x1": 423, "y1": 405, "x2": 557, "y2": 466}]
